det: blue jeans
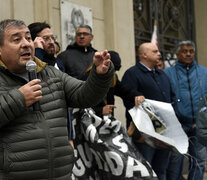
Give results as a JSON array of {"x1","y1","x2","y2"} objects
[
  {"x1": 188, "y1": 136, "x2": 207, "y2": 180},
  {"x1": 134, "y1": 141, "x2": 171, "y2": 180},
  {"x1": 167, "y1": 152, "x2": 184, "y2": 180},
  {"x1": 166, "y1": 135, "x2": 207, "y2": 180}
]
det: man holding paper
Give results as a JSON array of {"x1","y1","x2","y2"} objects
[{"x1": 122, "y1": 42, "x2": 176, "y2": 180}]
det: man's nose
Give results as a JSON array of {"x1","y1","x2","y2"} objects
[
  {"x1": 186, "y1": 51, "x2": 191, "y2": 56},
  {"x1": 21, "y1": 38, "x2": 31, "y2": 47},
  {"x1": 48, "y1": 39, "x2": 55, "y2": 45},
  {"x1": 49, "y1": 38, "x2": 55, "y2": 43},
  {"x1": 80, "y1": 34, "x2": 85, "y2": 38},
  {"x1": 158, "y1": 51, "x2": 161, "y2": 56}
]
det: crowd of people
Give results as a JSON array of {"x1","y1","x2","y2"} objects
[{"x1": 1, "y1": 18, "x2": 207, "y2": 180}]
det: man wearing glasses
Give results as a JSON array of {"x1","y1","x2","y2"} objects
[
  {"x1": 28, "y1": 22, "x2": 65, "y2": 72},
  {"x1": 58, "y1": 25, "x2": 97, "y2": 80}
]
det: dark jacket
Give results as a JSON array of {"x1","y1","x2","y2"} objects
[
  {"x1": 122, "y1": 61, "x2": 176, "y2": 128},
  {"x1": 35, "y1": 48, "x2": 65, "y2": 72},
  {"x1": 57, "y1": 43, "x2": 97, "y2": 79},
  {"x1": 196, "y1": 95, "x2": 207, "y2": 146},
  {"x1": 0, "y1": 57, "x2": 114, "y2": 180},
  {"x1": 93, "y1": 74, "x2": 142, "y2": 118}
]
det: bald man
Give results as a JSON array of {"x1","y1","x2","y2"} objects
[{"x1": 122, "y1": 43, "x2": 177, "y2": 180}]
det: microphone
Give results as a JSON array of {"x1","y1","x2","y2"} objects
[{"x1": 26, "y1": 60, "x2": 41, "y2": 111}]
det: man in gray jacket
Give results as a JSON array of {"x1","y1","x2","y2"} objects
[{"x1": 0, "y1": 19, "x2": 114, "y2": 180}]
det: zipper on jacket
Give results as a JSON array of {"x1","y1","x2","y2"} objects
[{"x1": 186, "y1": 65, "x2": 195, "y2": 123}]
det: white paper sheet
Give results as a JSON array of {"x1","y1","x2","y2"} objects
[{"x1": 129, "y1": 99, "x2": 189, "y2": 154}]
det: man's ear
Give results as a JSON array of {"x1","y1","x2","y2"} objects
[
  {"x1": 143, "y1": 52, "x2": 147, "y2": 59},
  {"x1": 91, "y1": 35, "x2": 94, "y2": 41}
]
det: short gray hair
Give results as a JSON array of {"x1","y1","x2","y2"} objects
[
  {"x1": 0, "y1": 19, "x2": 26, "y2": 46},
  {"x1": 176, "y1": 40, "x2": 195, "y2": 54},
  {"x1": 76, "y1": 24, "x2": 93, "y2": 34}
]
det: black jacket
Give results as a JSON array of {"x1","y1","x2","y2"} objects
[
  {"x1": 58, "y1": 43, "x2": 97, "y2": 79},
  {"x1": 35, "y1": 48, "x2": 65, "y2": 72}
]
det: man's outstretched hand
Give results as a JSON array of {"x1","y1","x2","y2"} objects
[{"x1": 93, "y1": 50, "x2": 111, "y2": 74}]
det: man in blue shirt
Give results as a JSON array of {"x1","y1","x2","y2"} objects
[{"x1": 164, "y1": 40, "x2": 207, "y2": 180}]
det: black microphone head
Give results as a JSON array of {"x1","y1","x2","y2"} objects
[{"x1": 26, "y1": 60, "x2": 37, "y2": 72}]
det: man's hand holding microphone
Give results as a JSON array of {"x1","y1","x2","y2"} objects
[{"x1": 19, "y1": 60, "x2": 42, "y2": 110}]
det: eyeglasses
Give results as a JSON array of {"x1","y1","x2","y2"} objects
[
  {"x1": 42, "y1": 35, "x2": 57, "y2": 42},
  {"x1": 76, "y1": 32, "x2": 91, "y2": 37}
]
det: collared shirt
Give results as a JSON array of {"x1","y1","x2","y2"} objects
[{"x1": 139, "y1": 61, "x2": 155, "y2": 72}]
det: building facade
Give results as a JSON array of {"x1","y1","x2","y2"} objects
[{"x1": 0, "y1": 0, "x2": 206, "y2": 126}]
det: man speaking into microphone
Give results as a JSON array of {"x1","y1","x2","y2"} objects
[{"x1": 0, "y1": 19, "x2": 114, "y2": 180}]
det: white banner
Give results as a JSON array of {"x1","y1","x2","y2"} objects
[{"x1": 129, "y1": 99, "x2": 189, "y2": 154}]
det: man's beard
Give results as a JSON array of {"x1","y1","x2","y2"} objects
[
  {"x1": 46, "y1": 45, "x2": 55, "y2": 57},
  {"x1": 46, "y1": 51, "x2": 55, "y2": 59}
]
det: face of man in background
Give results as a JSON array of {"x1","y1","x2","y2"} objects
[
  {"x1": 145, "y1": 43, "x2": 161, "y2": 66},
  {"x1": 176, "y1": 45, "x2": 195, "y2": 65},
  {"x1": 37, "y1": 28, "x2": 55, "y2": 55},
  {"x1": 139, "y1": 43, "x2": 161, "y2": 70},
  {"x1": 0, "y1": 25, "x2": 34, "y2": 72},
  {"x1": 156, "y1": 60, "x2": 164, "y2": 70},
  {"x1": 75, "y1": 27, "x2": 93, "y2": 47}
]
